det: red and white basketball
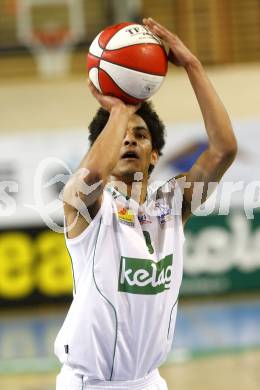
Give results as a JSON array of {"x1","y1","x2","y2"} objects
[{"x1": 87, "y1": 22, "x2": 168, "y2": 104}]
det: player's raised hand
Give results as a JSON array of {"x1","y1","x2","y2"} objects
[
  {"x1": 143, "y1": 17, "x2": 198, "y2": 68},
  {"x1": 88, "y1": 80, "x2": 140, "y2": 115}
]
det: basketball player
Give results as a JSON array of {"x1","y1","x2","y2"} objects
[{"x1": 55, "y1": 18, "x2": 237, "y2": 389}]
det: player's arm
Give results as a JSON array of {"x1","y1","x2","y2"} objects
[
  {"x1": 143, "y1": 17, "x2": 237, "y2": 224},
  {"x1": 63, "y1": 82, "x2": 140, "y2": 238}
]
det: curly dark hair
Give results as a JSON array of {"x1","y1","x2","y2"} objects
[{"x1": 88, "y1": 101, "x2": 165, "y2": 175}]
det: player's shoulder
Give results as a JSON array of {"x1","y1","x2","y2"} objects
[
  {"x1": 148, "y1": 175, "x2": 187, "y2": 210},
  {"x1": 148, "y1": 176, "x2": 179, "y2": 198}
]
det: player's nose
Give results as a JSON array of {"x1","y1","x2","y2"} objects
[{"x1": 123, "y1": 131, "x2": 137, "y2": 146}]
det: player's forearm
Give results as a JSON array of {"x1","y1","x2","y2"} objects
[
  {"x1": 185, "y1": 59, "x2": 237, "y2": 158},
  {"x1": 63, "y1": 104, "x2": 130, "y2": 208},
  {"x1": 80, "y1": 104, "x2": 129, "y2": 181}
]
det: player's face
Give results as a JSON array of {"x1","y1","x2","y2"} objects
[{"x1": 111, "y1": 114, "x2": 158, "y2": 181}]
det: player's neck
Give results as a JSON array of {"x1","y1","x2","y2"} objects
[
  {"x1": 110, "y1": 174, "x2": 148, "y2": 205},
  {"x1": 127, "y1": 181, "x2": 148, "y2": 205}
]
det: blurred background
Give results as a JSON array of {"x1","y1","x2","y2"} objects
[{"x1": 0, "y1": 0, "x2": 260, "y2": 389}]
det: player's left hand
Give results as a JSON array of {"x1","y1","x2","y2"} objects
[{"x1": 143, "y1": 17, "x2": 198, "y2": 68}]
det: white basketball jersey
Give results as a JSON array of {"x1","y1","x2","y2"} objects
[{"x1": 54, "y1": 178, "x2": 184, "y2": 381}]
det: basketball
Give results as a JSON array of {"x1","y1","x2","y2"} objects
[{"x1": 87, "y1": 22, "x2": 168, "y2": 104}]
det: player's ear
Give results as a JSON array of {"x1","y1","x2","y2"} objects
[{"x1": 150, "y1": 149, "x2": 159, "y2": 167}]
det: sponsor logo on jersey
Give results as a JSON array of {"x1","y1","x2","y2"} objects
[
  {"x1": 138, "y1": 211, "x2": 151, "y2": 224},
  {"x1": 118, "y1": 255, "x2": 173, "y2": 294},
  {"x1": 155, "y1": 202, "x2": 173, "y2": 224},
  {"x1": 117, "y1": 207, "x2": 135, "y2": 226}
]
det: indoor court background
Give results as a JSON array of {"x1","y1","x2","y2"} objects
[{"x1": 1, "y1": 1, "x2": 260, "y2": 389}]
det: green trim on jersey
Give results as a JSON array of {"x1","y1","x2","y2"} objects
[
  {"x1": 92, "y1": 217, "x2": 118, "y2": 381},
  {"x1": 167, "y1": 297, "x2": 178, "y2": 339},
  {"x1": 64, "y1": 237, "x2": 77, "y2": 295}
]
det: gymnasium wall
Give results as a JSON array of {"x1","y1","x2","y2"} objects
[
  {"x1": 1, "y1": 0, "x2": 260, "y2": 67},
  {"x1": 1, "y1": 64, "x2": 260, "y2": 131}
]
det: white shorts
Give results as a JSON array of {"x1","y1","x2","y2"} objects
[{"x1": 56, "y1": 364, "x2": 168, "y2": 390}]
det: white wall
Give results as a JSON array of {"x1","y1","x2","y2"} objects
[{"x1": 0, "y1": 64, "x2": 260, "y2": 133}]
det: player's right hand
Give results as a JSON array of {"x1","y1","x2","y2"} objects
[
  {"x1": 88, "y1": 80, "x2": 140, "y2": 115},
  {"x1": 143, "y1": 17, "x2": 198, "y2": 69}
]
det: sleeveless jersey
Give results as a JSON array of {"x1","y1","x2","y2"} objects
[{"x1": 54, "y1": 178, "x2": 184, "y2": 381}]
